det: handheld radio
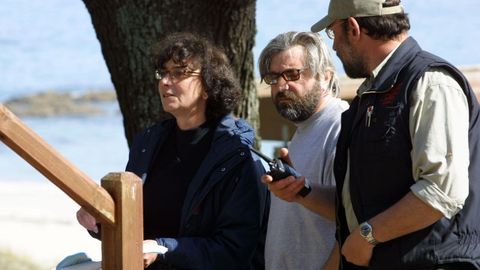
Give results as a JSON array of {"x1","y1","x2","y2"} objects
[{"x1": 251, "y1": 148, "x2": 311, "y2": 197}]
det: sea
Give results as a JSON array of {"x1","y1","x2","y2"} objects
[{"x1": 0, "y1": 0, "x2": 479, "y2": 183}]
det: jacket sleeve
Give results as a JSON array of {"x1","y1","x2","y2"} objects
[{"x1": 156, "y1": 156, "x2": 269, "y2": 269}]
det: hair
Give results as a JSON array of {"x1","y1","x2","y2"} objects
[
  {"x1": 152, "y1": 32, "x2": 242, "y2": 123},
  {"x1": 258, "y1": 31, "x2": 339, "y2": 96},
  {"x1": 348, "y1": 0, "x2": 410, "y2": 40}
]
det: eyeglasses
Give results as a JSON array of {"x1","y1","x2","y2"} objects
[
  {"x1": 262, "y1": 68, "x2": 306, "y2": 85},
  {"x1": 325, "y1": 20, "x2": 345, "y2": 40},
  {"x1": 155, "y1": 66, "x2": 201, "y2": 81}
]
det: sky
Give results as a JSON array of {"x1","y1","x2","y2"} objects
[{"x1": 255, "y1": 0, "x2": 480, "y2": 71}]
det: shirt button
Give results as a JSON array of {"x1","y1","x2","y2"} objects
[
  {"x1": 220, "y1": 167, "x2": 226, "y2": 172},
  {"x1": 141, "y1": 149, "x2": 146, "y2": 153}
]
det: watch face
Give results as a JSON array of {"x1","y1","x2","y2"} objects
[{"x1": 360, "y1": 223, "x2": 371, "y2": 237}]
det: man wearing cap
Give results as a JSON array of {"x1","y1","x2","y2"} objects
[{"x1": 309, "y1": 0, "x2": 480, "y2": 269}]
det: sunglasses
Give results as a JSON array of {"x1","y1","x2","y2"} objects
[
  {"x1": 262, "y1": 68, "x2": 306, "y2": 85},
  {"x1": 155, "y1": 66, "x2": 200, "y2": 81}
]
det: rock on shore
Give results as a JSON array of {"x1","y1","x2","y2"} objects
[{"x1": 4, "y1": 90, "x2": 117, "y2": 117}]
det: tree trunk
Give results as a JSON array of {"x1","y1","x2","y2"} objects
[{"x1": 81, "y1": 0, "x2": 258, "y2": 147}]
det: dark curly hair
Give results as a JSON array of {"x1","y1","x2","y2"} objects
[{"x1": 152, "y1": 32, "x2": 242, "y2": 123}]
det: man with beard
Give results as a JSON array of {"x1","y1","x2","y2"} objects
[
  {"x1": 258, "y1": 31, "x2": 348, "y2": 270},
  {"x1": 307, "y1": 0, "x2": 480, "y2": 269}
]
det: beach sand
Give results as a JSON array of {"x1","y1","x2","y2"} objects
[{"x1": 0, "y1": 180, "x2": 101, "y2": 269}]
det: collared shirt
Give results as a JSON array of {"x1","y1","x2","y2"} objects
[{"x1": 342, "y1": 45, "x2": 470, "y2": 232}]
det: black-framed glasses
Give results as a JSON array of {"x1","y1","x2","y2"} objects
[
  {"x1": 262, "y1": 68, "x2": 306, "y2": 85},
  {"x1": 155, "y1": 66, "x2": 201, "y2": 81},
  {"x1": 325, "y1": 20, "x2": 345, "y2": 40}
]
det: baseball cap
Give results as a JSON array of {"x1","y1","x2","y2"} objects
[{"x1": 311, "y1": 0, "x2": 404, "y2": 32}]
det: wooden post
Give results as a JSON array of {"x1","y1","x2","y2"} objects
[{"x1": 101, "y1": 172, "x2": 143, "y2": 270}]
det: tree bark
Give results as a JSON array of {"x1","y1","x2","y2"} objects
[{"x1": 81, "y1": 0, "x2": 258, "y2": 147}]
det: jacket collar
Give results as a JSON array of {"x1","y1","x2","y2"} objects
[
  {"x1": 187, "y1": 113, "x2": 254, "y2": 186},
  {"x1": 213, "y1": 114, "x2": 254, "y2": 146},
  {"x1": 368, "y1": 37, "x2": 422, "y2": 93},
  {"x1": 180, "y1": 114, "x2": 254, "y2": 223}
]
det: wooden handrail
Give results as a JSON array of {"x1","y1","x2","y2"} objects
[
  {"x1": 0, "y1": 104, "x2": 115, "y2": 225},
  {"x1": 0, "y1": 104, "x2": 144, "y2": 269}
]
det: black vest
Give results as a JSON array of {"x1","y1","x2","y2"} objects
[{"x1": 334, "y1": 37, "x2": 480, "y2": 270}]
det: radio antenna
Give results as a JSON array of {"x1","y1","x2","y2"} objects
[{"x1": 250, "y1": 147, "x2": 273, "y2": 163}]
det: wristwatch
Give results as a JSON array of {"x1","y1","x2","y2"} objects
[{"x1": 359, "y1": 221, "x2": 379, "y2": 245}]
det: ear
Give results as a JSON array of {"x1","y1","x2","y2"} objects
[
  {"x1": 347, "y1": 17, "x2": 362, "y2": 40},
  {"x1": 317, "y1": 70, "x2": 333, "y2": 93},
  {"x1": 323, "y1": 70, "x2": 333, "y2": 82},
  {"x1": 315, "y1": 69, "x2": 332, "y2": 82},
  {"x1": 202, "y1": 92, "x2": 208, "y2": 100}
]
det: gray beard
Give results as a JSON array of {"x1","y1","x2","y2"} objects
[{"x1": 274, "y1": 87, "x2": 321, "y2": 123}]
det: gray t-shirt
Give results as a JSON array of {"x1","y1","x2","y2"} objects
[{"x1": 265, "y1": 98, "x2": 347, "y2": 270}]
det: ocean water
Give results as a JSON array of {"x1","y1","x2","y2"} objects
[
  {"x1": 0, "y1": 0, "x2": 479, "y2": 183},
  {"x1": 0, "y1": 111, "x2": 130, "y2": 182}
]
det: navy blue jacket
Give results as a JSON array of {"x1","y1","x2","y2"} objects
[
  {"x1": 334, "y1": 37, "x2": 480, "y2": 269},
  {"x1": 126, "y1": 115, "x2": 269, "y2": 270}
]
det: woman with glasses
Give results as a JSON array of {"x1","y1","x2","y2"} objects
[{"x1": 77, "y1": 32, "x2": 269, "y2": 270}]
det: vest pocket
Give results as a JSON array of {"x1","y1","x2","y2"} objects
[{"x1": 356, "y1": 103, "x2": 408, "y2": 156}]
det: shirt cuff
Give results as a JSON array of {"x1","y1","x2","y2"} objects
[{"x1": 410, "y1": 180, "x2": 465, "y2": 219}]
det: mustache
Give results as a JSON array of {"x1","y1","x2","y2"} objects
[{"x1": 274, "y1": 91, "x2": 297, "y2": 101}]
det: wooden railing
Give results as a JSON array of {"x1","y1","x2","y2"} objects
[{"x1": 0, "y1": 104, "x2": 143, "y2": 270}]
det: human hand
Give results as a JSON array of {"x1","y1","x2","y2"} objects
[
  {"x1": 277, "y1": 147, "x2": 292, "y2": 166},
  {"x1": 341, "y1": 226, "x2": 374, "y2": 266},
  {"x1": 76, "y1": 207, "x2": 98, "y2": 233},
  {"x1": 143, "y1": 240, "x2": 159, "y2": 268},
  {"x1": 261, "y1": 174, "x2": 307, "y2": 202},
  {"x1": 261, "y1": 147, "x2": 307, "y2": 202}
]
